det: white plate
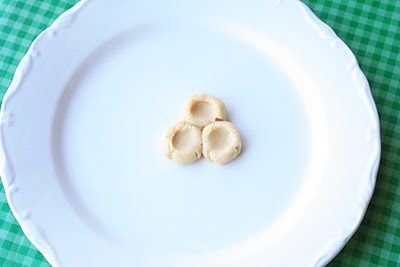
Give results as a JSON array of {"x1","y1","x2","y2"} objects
[{"x1": 0, "y1": 0, "x2": 380, "y2": 266}]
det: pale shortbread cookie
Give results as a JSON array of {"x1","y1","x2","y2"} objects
[
  {"x1": 184, "y1": 94, "x2": 227, "y2": 128},
  {"x1": 202, "y1": 121, "x2": 242, "y2": 164},
  {"x1": 163, "y1": 121, "x2": 202, "y2": 164}
]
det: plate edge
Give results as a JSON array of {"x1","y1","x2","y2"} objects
[
  {"x1": 0, "y1": 0, "x2": 382, "y2": 266},
  {"x1": 293, "y1": 1, "x2": 381, "y2": 266},
  {"x1": 0, "y1": 1, "x2": 89, "y2": 266}
]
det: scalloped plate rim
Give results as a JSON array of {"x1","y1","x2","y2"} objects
[{"x1": 0, "y1": 0, "x2": 381, "y2": 266}]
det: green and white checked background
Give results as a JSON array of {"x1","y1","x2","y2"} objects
[{"x1": 0, "y1": 0, "x2": 399, "y2": 266}]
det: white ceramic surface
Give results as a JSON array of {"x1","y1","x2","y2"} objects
[{"x1": 0, "y1": 0, "x2": 380, "y2": 266}]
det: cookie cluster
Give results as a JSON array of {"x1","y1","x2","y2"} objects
[{"x1": 163, "y1": 94, "x2": 242, "y2": 164}]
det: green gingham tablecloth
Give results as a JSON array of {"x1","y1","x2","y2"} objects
[{"x1": 0, "y1": 0, "x2": 399, "y2": 266}]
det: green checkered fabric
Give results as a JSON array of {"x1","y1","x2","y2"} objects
[
  {"x1": 0, "y1": 2, "x2": 78, "y2": 266},
  {"x1": 0, "y1": 0, "x2": 399, "y2": 266}
]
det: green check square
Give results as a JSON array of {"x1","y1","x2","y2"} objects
[{"x1": 0, "y1": 0, "x2": 399, "y2": 266}]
